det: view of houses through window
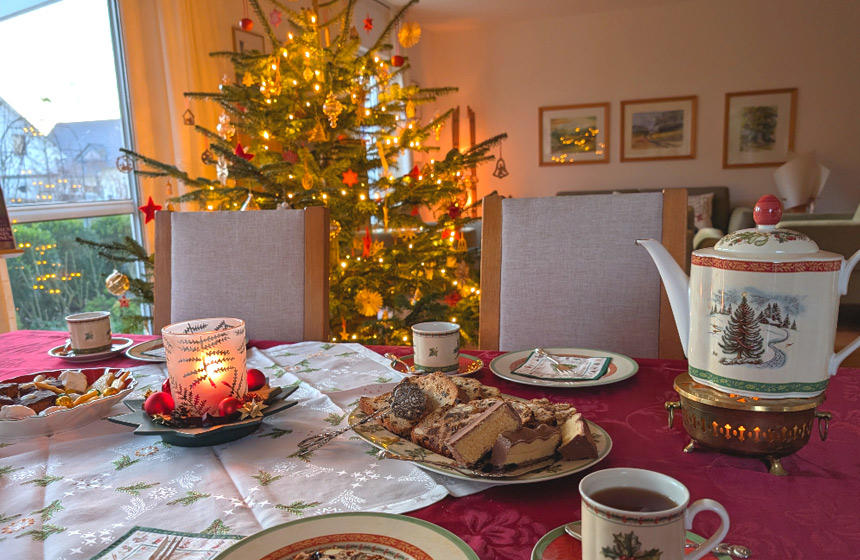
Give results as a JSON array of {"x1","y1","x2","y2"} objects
[{"x1": 0, "y1": 0, "x2": 142, "y2": 332}]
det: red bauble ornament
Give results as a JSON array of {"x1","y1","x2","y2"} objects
[
  {"x1": 161, "y1": 379, "x2": 171, "y2": 395},
  {"x1": 246, "y1": 368, "x2": 266, "y2": 391},
  {"x1": 448, "y1": 204, "x2": 462, "y2": 219},
  {"x1": 144, "y1": 391, "x2": 175, "y2": 416},
  {"x1": 218, "y1": 396, "x2": 243, "y2": 417},
  {"x1": 391, "y1": 55, "x2": 405, "y2": 67},
  {"x1": 239, "y1": 17, "x2": 254, "y2": 31},
  {"x1": 443, "y1": 291, "x2": 462, "y2": 307}
]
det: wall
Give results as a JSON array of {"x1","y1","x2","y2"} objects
[{"x1": 409, "y1": 0, "x2": 860, "y2": 214}]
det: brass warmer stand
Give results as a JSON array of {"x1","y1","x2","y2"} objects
[{"x1": 665, "y1": 373, "x2": 831, "y2": 476}]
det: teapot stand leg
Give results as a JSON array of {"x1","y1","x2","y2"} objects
[
  {"x1": 683, "y1": 440, "x2": 697, "y2": 453},
  {"x1": 766, "y1": 456, "x2": 788, "y2": 476}
]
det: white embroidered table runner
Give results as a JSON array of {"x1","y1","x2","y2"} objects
[{"x1": 0, "y1": 342, "x2": 490, "y2": 560}]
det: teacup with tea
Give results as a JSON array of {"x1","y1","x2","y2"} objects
[
  {"x1": 65, "y1": 311, "x2": 112, "y2": 355},
  {"x1": 411, "y1": 321, "x2": 460, "y2": 373},
  {"x1": 580, "y1": 467, "x2": 729, "y2": 560}
]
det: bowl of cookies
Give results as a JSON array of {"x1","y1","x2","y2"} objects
[{"x1": 0, "y1": 367, "x2": 135, "y2": 438}]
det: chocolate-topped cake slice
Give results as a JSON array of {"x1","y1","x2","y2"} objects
[
  {"x1": 18, "y1": 390, "x2": 58, "y2": 414},
  {"x1": 558, "y1": 412, "x2": 598, "y2": 460},
  {"x1": 444, "y1": 400, "x2": 521, "y2": 467},
  {"x1": 490, "y1": 424, "x2": 561, "y2": 469}
]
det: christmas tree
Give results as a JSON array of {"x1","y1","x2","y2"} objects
[
  {"x1": 88, "y1": 0, "x2": 506, "y2": 345},
  {"x1": 718, "y1": 294, "x2": 764, "y2": 365}
]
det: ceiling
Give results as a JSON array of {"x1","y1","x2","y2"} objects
[{"x1": 386, "y1": 0, "x2": 690, "y2": 29}]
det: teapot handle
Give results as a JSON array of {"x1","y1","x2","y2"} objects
[{"x1": 830, "y1": 249, "x2": 860, "y2": 376}]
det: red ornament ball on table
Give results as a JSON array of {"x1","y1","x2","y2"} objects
[
  {"x1": 144, "y1": 391, "x2": 175, "y2": 415},
  {"x1": 161, "y1": 379, "x2": 171, "y2": 395},
  {"x1": 247, "y1": 368, "x2": 267, "y2": 391},
  {"x1": 218, "y1": 396, "x2": 243, "y2": 417},
  {"x1": 239, "y1": 17, "x2": 254, "y2": 31}
]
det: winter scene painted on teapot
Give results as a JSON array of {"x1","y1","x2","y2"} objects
[{"x1": 710, "y1": 288, "x2": 802, "y2": 370}]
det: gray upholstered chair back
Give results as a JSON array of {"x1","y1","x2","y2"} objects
[
  {"x1": 497, "y1": 192, "x2": 664, "y2": 357},
  {"x1": 167, "y1": 210, "x2": 309, "y2": 341}
]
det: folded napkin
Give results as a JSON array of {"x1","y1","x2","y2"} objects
[
  {"x1": 511, "y1": 350, "x2": 611, "y2": 381},
  {"x1": 92, "y1": 526, "x2": 243, "y2": 559}
]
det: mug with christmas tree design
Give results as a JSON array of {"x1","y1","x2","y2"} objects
[{"x1": 579, "y1": 468, "x2": 729, "y2": 560}]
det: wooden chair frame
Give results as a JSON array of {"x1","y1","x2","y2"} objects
[
  {"x1": 153, "y1": 207, "x2": 329, "y2": 341},
  {"x1": 479, "y1": 189, "x2": 688, "y2": 359}
]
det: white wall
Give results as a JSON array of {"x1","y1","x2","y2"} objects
[{"x1": 409, "y1": 0, "x2": 860, "y2": 214}]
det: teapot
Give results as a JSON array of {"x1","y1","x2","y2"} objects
[{"x1": 638, "y1": 194, "x2": 860, "y2": 398}]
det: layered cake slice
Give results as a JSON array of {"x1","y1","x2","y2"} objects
[
  {"x1": 490, "y1": 424, "x2": 561, "y2": 469},
  {"x1": 444, "y1": 401, "x2": 521, "y2": 467},
  {"x1": 558, "y1": 412, "x2": 599, "y2": 460}
]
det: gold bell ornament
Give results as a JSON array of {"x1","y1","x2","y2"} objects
[{"x1": 105, "y1": 270, "x2": 130, "y2": 296}]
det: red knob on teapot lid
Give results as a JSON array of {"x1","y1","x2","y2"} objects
[{"x1": 753, "y1": 195, "x2": 782, "y2": 227}]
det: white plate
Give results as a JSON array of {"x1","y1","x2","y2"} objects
[
  {"x1": 213, "y1": 512, "x2": 479, "y2": 560},
  {"x1": 48, "y1": 337, "x2": 134, "y2": 363},
  {"x1": 490, "y1": 347, "x2": 639, "y2": 388},
  {"x1": 350, "y1": 399, "x2": 612, "y2": 485},
  {"x1": 125, "y1": 338, "x2": 166, "y2": 362},
  {"x1": 0, "y1": 368, "x2": 135, "y2": 438}
]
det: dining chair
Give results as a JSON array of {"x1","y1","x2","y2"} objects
[
  {"x1": 479, "y1": 189, "x2": 687, "y2": 359},
  {"x1": 153, "y1": 207, "x2": 330, "y2": 341},
  {"x1": 0, "y1": 259, "x2": 17, "y2": 333}
]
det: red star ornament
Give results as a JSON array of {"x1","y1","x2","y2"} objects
[
  {"x1": 363, "y1": 15, "x2": 373, "y2": 32},
  {"x1": 118, "y1": 294, "x2": 130, "y2": 308},
  {"x1": 269, "y1": 9, "x2": 282, "y2": 27},
  {"x1": 138, "y1": 196, "x2": 162, "y2": 224},
  {"x1": 342, "y1": 168, "x2": 359, "y2": 187},
  {"x1": 235, "y1": 143, "x2": 254, "y2": 161}
]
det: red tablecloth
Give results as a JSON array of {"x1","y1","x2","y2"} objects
[{"x1": 2, "y1": 330, "x2": 859, "y2": 559}]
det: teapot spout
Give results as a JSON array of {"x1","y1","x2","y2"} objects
[{"x1": 636, "y1": 238, "x2": 690, "y2": 357}]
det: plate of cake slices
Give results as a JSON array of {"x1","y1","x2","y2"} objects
[
  {"x1": 490, "y1": 347, "x2": 639, "y2": 388},
  {"x1": 0, "y1": 367, "x2": 135, "y2": 438},
  {"x1": 213, "y1": 512, "x2": 479, "y2": 560},
  {"x1": 350, "y1": 373, "x2": 611, "y2": 484}
]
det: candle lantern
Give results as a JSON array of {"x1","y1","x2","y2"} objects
[{"x1": 162, "y1": 318, "x2": 248, "y2": 417}]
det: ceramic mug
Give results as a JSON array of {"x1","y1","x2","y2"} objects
[
  {"x1": 411, "y1": 321, "x2": 460, "y2": 373},
  {"x1": 65, "y1": 311, "x2": 112, "y2": 355},
  {"x1": 580, "y1": 468, "x2": 729, "y2": 560}
]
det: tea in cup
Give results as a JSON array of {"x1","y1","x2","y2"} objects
[
  {"x1": 579, "y1": 468, "x2": 729, "y2": 560},
  {"x1": 411, "y1": 321, "x2": 460, "y2": 373},
  {"x1": 66, "y1": 311, "x2": 112, "y2": 355}
]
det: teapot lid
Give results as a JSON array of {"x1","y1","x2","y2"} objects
[{"x1": 714, "y1": 195, "x2": 819, "y2": 255}]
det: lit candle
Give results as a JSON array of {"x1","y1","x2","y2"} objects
[{"x1": 162, "y1": 318, "x2": 248, "y2": 416}]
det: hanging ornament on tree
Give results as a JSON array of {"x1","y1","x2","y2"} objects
[
  {"x1": 408, "y1": 165, "x2": 421, "y2": 180},
  {"x1": 138, "y1": 196, "x2": 162, "y2": 224},
  {"x1": 339, "y1": 318, "x2": 349, "y2": 340},
  {"x1": 302, "y1": 173, "x2": 314, "y2": 190},
  {"x1": 323, "y1": 91, "x2": 345, "y2": 128},
  {"x1": 239, "y1": 17, "x2": 253, "y2": 31},
  {"x1": 241, "y1": 72, "x2": 255, "y2": 87},
  {"x1": 398, "y1": 22, "x2": 422, "y2": 48},
  {"x1": 115, "y1": 154, "x2": 134, "y2": 173},
  {"x1": 269, "y1": 8, "x2": 282, "y2": 27},
  {"x1": 105, "y1": 269, "x2": 130, "y2": 296},
  {"x1": 341, "y1": 168, "x2": 359, "y2": 187},
  {"x1": 118, "y1": 294, "x2": 130, "y2": 308},
  {"x1": 182, "y1": 108, "x2": 195, "y2": 126},
  {"x1": 362, "y1": 225, "x2": 372, "y2": 257},
  {"x1": 240, "y1": 191, "x2": 260, "y2": 211},
  {"x1": 355, "y1": 289, "x2": 383, "y2": 317},
  {"x1": 234, "y1": 143, "x2": 254, "y2": 161},
  {"x1": 216, "y1": 113, "x2": 235, "y2": 140},
  {"x1": 282, "y1": 149, "x2": 298, "y2": 163},
  {"x1": 376, "y1": 141, "x2": 389, "y2": 174},
  {"x1": 383, "y1": 204, "x2": 389, "y2": 230},
  {"x1": 433, "y1": 122, "x2": 443, "y2": 141},
  {"x1": 309, "y1": 122, "x2": 328, "y2": 142},
  {"x1": 201, "y1": 148, "x2": 216, "y2": 165},
  {"x1": 363, "y1": 15, "x2": 373, "y2": 32},
  {"x1": 303, "y1": 66, "x2": 314, "y2": 82},
  {"x1": 329, "y1": 220, "x2": 342, "y2": 240},
  {"x1": 492, "y1": 143, "x2": 510, "y2": 179},
  {"x1": 216, "y1": 156, "x2": 229, "y2": 185},
  {"x1": 391, "y1": 55, "x2": 405, "y2": 67},
  {"x1": 405, "y1": 100, "x2": 416, "y2": 119}
]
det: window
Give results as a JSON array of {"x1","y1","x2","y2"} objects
[{"x1": 0, "y1": 0, "x2": 142, "y2": 331}]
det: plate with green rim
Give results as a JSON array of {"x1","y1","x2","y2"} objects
[
  {"x1": 349, "y1": 398, "x2": 612, "y2": 484},
  {"x1": 213, "y1": 512, "x2": 478, "y2": 560},
  {"x1": 490, "y1": 347, "x2": 639, "y2": 388},
  {"x1": 531, "y1": 521, "x2": 731, "y2": 560}
]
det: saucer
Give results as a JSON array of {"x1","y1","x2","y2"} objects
[
  {"x1": 125, "y1": 338, "x2": 166, "y2": 362},
  {"x1": 531, "y1": 522, "x2": 730, "y2": 560},
  {"x1": 389, "y1": 353, "x2": 484, "y2": 377},
  {"x1": 48, "y1": 337, "x2": 134, "y2": 363}
]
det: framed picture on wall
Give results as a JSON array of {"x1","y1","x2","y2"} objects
[
  {"x1": 539, "y1": 103, "x2": 610, "y2": 165},
  {"x1": 723, "y1": 88, "x2": 797, "y2": 168},
  {"x1": 620, "y1": 95, "x2": 697, "y2": 162},
  {"x1": 232, "y1": 27, "x2": 266, "y2": 54}
]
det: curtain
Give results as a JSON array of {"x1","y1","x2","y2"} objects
[{"x1": 117, "y1": 0, "x2": 233, "y2": 248}]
